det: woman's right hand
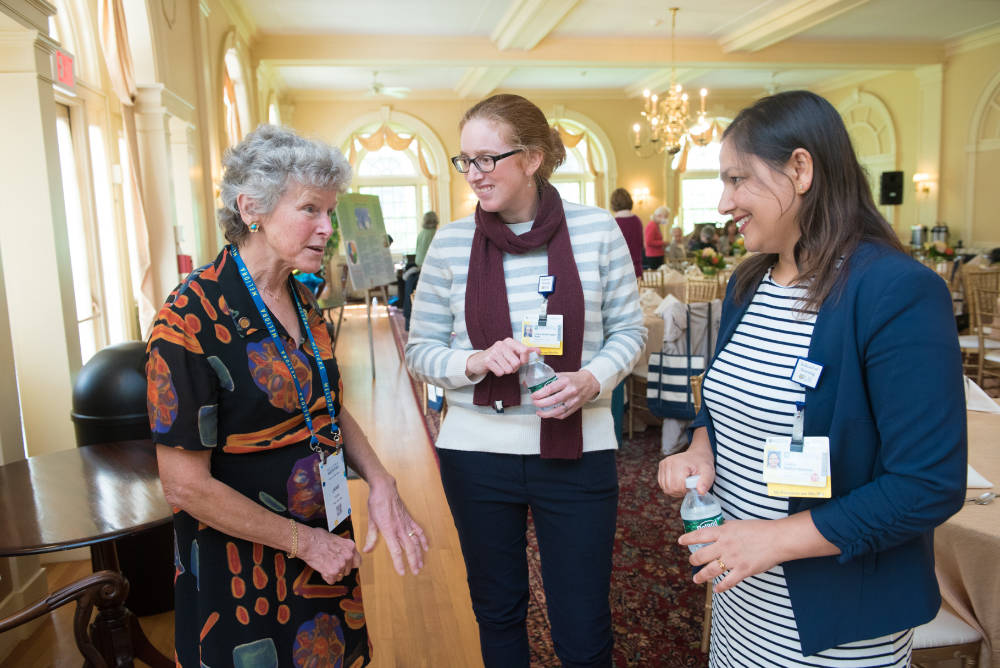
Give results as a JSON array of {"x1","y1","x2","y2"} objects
[
  {"x1": 657, "y1": 427, "x2": 715, "y2": 497},
  {"x1": 465, "y1": 338, "x2": 536, "y2": 378},
  {"x1": 298, "y1": 525, "x2": 363, "y2": 583}
]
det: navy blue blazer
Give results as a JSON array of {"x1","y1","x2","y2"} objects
[{"x1": 691, "y1": 240, "x2": 967, "y2": 655}]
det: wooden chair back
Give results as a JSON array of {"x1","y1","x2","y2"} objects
[
  {"x1": 640, "y1": 270, "x2": 664, "y2": 292},
  {"x1": 685, "y1": 278, "x2": 718, "y2": 303},
  {"x1": 972, "y1": 286, "x2": 1000, "y2": 386},
  {"x1": 0, "y1": 569, "x2": 127, "y2": 667},
  {"x1": 961, "y1": 268, "x2": 1000, "y2": 329}
]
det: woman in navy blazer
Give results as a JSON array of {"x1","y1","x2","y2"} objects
[{"x1": 658, "y1": 91, "x2": 966, "y2": 662}]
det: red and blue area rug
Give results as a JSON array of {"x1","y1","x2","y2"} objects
[{"x1": 389, "y1": 307, "x2": 707, "y2": 667}]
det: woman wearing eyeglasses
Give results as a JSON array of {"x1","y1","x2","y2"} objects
[{"x1": 405, "y1": 94, "x2": 646, "y2": 668}]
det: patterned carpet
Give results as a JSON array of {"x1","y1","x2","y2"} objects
[{"x1": 389, "y1": 309, "x2": 708, "y2": 666}]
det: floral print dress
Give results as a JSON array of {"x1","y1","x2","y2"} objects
[{"x1": 146, "y1": 246, "x2": 370, "y2": 668}]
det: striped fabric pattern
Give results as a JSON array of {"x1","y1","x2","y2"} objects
[
  {"x1": 404, "y1": 200, "x2": 646, "y2": 455},
  {"x1": 702, "y1": 272, "x2": 912, "y2": 667}
]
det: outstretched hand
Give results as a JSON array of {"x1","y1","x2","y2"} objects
[{"x1": 362, "y1": 477, "x2": 428, "y2": 575}]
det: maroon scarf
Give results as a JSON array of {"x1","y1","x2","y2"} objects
[{"x1": 464, "y1": 182, "x2": 585, "y2": 459}]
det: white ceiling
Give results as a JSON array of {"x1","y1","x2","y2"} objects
[{"x1": 242, "y1": 0, "x2": 1000, "y2": 98}]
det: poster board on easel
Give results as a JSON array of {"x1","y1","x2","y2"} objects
[
  {"x1": 336, "y1": 193, "x2": 396, "y2": 291},
  {"x1": 334, "y1": 193, "x2": 397, "y2": 379}
]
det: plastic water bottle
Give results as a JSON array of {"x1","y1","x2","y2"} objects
[
  {"x1": 520, "y1": 351, "x2": 558, "y2": 393},
  {"x1": 680, "y1": 475, "x2": 724, "y2": 553}
]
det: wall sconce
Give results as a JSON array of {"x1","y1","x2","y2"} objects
[
  {"x1": 632, "y1": 187, "x2": 650, "y2": 207},
  {"x1": 912, "y1": 173, "x2": 934, "y2": 196}
]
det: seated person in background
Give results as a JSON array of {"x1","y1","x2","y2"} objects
[
  {"x1": 717, "y1": 219, "x2": 741, "y2": 256},
  {"x1": 689, "y1": 224, "x2": 719, "y2": 252},
  {"x1": 644, "y1": 206, "x2": 670, "y2": 270},
  {"x1": 665, "y1": 226, "x2": 687, "y2": 263}
]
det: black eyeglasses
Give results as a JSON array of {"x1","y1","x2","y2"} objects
[{"x1": 450, "y1": 149, "x2": 522, "y2": 174}]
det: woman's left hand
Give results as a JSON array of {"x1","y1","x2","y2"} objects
[
  {"x1": 682, "y1": 518, "x2": 786, "y2": 593},
  {"x1": 362, "y1": 476, "x2": 429, "y2": 575},
  {"x1": 531, "y1": 370, "x2": 600, "y2": 419}
]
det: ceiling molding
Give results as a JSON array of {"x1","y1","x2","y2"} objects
[
  {"x1": 719, "y1": 0, "x2": 871, "y2": 53},
  {"x1": 256, "y1": 34, "x2": 942, "y2": 69},
  {"x1": 490, "y1": 0, "x2": 580, "y2": 51},
  {"x1": 945, "y1": 23, "x2": 1000, "y2": 57},
  {"x1": 454, "y1": 66, "x2": 513, "y2": 98},
  {"x1": 217, "y1": 0, "x2": 256, "y2": 43}
]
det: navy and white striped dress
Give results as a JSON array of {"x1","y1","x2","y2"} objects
[{"x1": 702, "y1": 271, "x2": 912, "y2": 667}]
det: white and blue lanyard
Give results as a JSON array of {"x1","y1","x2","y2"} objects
[{"x1": 230, "y1": 245, "x2": 341, "y2": 454}]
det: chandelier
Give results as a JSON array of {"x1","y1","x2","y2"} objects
[{"x1": 632, "y1": 7, "x2": 711, "y2": 157}]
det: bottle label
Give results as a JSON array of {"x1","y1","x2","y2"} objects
[
  {"x1": 527, "y1": 375, "x2": 557, "y2": 393},
  {"x1": 682, "y1": 513, "x2": 724, "y2": 535}
]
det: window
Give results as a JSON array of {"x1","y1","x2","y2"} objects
[
  {"x1": 223, "y1": 48, "x2": 250, "y2": 147},
  {"x1": 552, "y1": 138, "x2": 595, "y2": 206},
  {"x1": 353, "y1": 144, "x2": 431, "y2": 253},
  {"x1": 673, "y1": 134, "x2": 729, "y2": 233}
]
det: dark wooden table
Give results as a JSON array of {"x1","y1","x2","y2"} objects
[{"x1": 0, "y1": 440, "x2": 173, "y2": 667}]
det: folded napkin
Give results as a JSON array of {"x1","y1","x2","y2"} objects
[
  {"x1": 968, "y1": 464, "x2": 993, "y2": 489},
  {"x1": 964, "y1": 376, "x2": 1000, "y2": 414}
]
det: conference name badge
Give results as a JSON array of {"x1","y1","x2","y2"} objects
[
  {"x1": 521, "y1": 313, "x2": 564, "y2": 356},
  {"x1": 762, "y1": 436, "x2": 832, "y2": 499},
  {"x1": 319, "y1": 450, "x2": 352, "y2": 530}
]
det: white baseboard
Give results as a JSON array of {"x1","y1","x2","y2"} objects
[{"x1": 0, "y1": 564, "x2": 48, "y2": 662}]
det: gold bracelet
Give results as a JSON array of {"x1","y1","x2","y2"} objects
[{"x1": 286, "y1": 519, "x2": 298, "y2": 559}]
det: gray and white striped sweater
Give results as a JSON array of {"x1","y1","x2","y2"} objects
[{"x1": 404, "y1": 200, "x2": 647, "y2": 455}]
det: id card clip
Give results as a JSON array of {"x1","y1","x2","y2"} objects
[
  {"x1": 537, "y1": 275, "x2": 555, "y2": 326},
  {"x1": 791, "y1": 401, "x2": 805, "y2": 452}
]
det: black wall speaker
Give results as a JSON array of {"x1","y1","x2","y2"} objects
[{"x1": 880, "y1": 171, "x2": 904, "y2": 205}]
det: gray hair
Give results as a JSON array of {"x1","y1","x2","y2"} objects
[
  {"x1": 218, "y1": 124, "x2": 352, "y2": 245},
  {"x1": 652, "y1": 206, "x2": 671, "y2": 223},
  {"x1": 422, "y1": 211, "x2": 439, "y2": 229}
]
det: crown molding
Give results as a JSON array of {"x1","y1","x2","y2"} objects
[
  {"x1": 945, "y1": 23, "x2": 1000, "y2": 57},
  {"x1": 719, "y1": 0, "x2": 871, "y2": 53},
  {"x1": 491, "y1": 0, "x2": 579, "y2": 51}
]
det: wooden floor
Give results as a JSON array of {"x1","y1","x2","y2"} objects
[{"x1": 0, "y1": 304, "x2": 483, "y2": 667}]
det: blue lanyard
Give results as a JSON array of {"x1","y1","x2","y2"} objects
[{"x1": 230, "y1": 245, "x2": 341, "y2": 452}]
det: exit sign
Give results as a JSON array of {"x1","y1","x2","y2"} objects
[{"x1": 53, "y1": 49, "x2": 75, "y2": 92}]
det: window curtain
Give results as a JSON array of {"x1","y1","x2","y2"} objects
[
  {"x1": 98, "y1": 0, "x2": 157, "y2": 335},
  {"x1": 674, "y1": 120, "x2": 724, "y2": 175},
  {"x1": 347, "y1": 125, "x2": 438, "y2": 213},
  {"x1": 552, "y1": 123, "x2": 605, "y2": 208}
]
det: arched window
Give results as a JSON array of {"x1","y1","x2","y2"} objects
[
  {"x1": 223, "y1": 47, "x2": 251, "y2": 147},
  {"x1": 671, "y1": 121, "x2": 730, "y2": 233},
  {"x1": 351, "y1": 131, "x2": 433, "y2": 253},
  {"x1": 838, "y1": 91, "x2": 897, "y2": 226},
  {"x1": 549, "y1": 115, "x2": 614, "y2": 208}
]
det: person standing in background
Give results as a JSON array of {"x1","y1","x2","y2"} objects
[
  {"x1": 665, "y1": 225, "x2": 688, "y2": 264},
  {"x1": 611, "y1": 187, "x2": 644, "y2": 279},
  {"x1": 403, "y1": 211, "x2": 438, "y2": 329},
  {"x1": 644, "y1": 206, "x2": 670, "y2": 270}
]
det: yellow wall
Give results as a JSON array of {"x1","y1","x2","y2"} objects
[{"x1": 942, "y1": 40, "x2": 1000, "y2": 246}]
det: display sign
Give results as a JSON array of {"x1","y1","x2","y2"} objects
[
  {"x1": 335, "y1": 193, "x2": 396, "y2": 291},
  {"x1": 53, "y1": 49, "x2": 75, "y2": 92}
]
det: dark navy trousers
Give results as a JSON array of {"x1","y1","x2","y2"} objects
[{"x1": 437, "y1": 448, "x2": 618, "y2": 668}]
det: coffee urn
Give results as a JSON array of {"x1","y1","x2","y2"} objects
[
  {"x1": 931, "y1": 223, "x2": 949, "y2": 244},
  {"x1": 910, "y1": 225, "x2": 927, "y2": 247}
]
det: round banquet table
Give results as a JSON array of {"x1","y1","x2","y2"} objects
[{"x1": 0, "y1": 439, "x2": 172, "y2": 667}]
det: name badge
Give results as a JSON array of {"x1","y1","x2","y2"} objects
[
  {"x1": 319, "y1": 450, "x2": 351, "y2": 530},
  {"x1": 762, "y1": 435, "x2": 832, "y2": 498},
  {"x1": 521, "y1": 313, "x2": 563, "y2": 356},
  {"x1": 791, "y1": 358, "x2": 824, "y2": 388}
]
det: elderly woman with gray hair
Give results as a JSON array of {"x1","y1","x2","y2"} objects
[{"x1": 147, "y1": 125, "x2": 426, "y2": 668}]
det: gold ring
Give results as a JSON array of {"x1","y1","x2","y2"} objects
[{"x1": 717, "y1": 559, "x2": 727, "y2": 571}]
